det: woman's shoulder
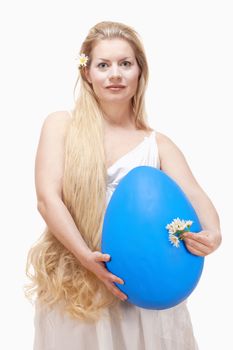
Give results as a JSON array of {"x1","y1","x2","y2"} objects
[
  {"x1": 41, "y1": 110, "x2": 72, "y2": 132},
  {"x1": 43, "y1": 110, "x2": 72, "y2": 125},
  {"x1": 38, "y1": 111, "x2": 72, "y2": 145},
  {"x1": 155, "y1": 131, "x2": 175, "y2": 147},
  {"x1": 155, "y1": 131, "x2": 184, "y2": 161}
]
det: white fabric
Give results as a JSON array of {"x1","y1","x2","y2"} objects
[
  {"x1": 33, "y1": 130, "x2": 199, "y2": 350},
  {"x1": 106, "y1": 131, "x2": 160, "y2": 206}
]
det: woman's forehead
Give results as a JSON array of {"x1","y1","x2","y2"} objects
[{"x1": 91, "y1": 39, "x2": 135, "y2": 60}]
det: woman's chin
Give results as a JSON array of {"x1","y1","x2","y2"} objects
[{"x1": 100, "y1": 95, "x2": 132, "y2": 105}]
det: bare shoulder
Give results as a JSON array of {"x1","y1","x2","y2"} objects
[
  {"x1": 156, "y1": 132, "x2": 186, "y2": 170},
  {"x1": 155, "y1": 131, "x2": 181, "y2": 158},
  {"x1": 42, "y1": 110, "x2": 72, "y2": 131},
  {"x1": 35, "y1": 111, "x2": 72, "y2": 201},
  {"x1": 155, "y1": 130, "x2": 201, "y2": 197},
  {"x1": 38, "y1": 110, "x2": 72, "y2": 145},
  {"x1": 155, "y1": 131, "x2": 175, "y2": 147}
]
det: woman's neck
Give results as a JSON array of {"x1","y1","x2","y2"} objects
[{"x1": 100, "y1": 102, "x2": 135, "y2": 129}]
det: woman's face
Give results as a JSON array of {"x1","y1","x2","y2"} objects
[{"x1": 85, "y1": 39, "x2": 141, "y2": 105}]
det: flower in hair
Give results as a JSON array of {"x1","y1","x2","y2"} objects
[
  {"x1": 165, "y1": 217, "x2": 193, "y2": 248},
  {"x1": 76, "y1": 53, "x2": 89, "y2": 69}
]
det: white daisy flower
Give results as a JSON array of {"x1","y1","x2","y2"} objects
[
  {"x1": 169, "y1": 233, "x2": 180, "y2": 248},
  {"x1": 165, "y1": 223, "x2": 177, "y2": 234},
  {"x1": 173, "y1": 218, "x2": 187, "y2": 231},
  {"x1": 75, "y1": 53, "x2": 89, "y2": 68},
  {"x1": 165, "y1": 217, "x2": 193, "y2": 248},
  {"x1": 186, "y1": 220, "x2": 193, "y2": 227}
]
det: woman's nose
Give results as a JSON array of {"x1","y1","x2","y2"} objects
[
  {"x1": 109, "y1": 65, "x2": 122, "y2": 80},
  {"x1": 109, "y1": 73, "x2": 122, "y2": 81}
]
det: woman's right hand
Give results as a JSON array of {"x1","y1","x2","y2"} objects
[{"x1": 80, "y1": 251, "x2": 128, "y2": 302}]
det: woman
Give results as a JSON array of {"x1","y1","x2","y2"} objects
[{"x1": 26, "y1": 21, "x2": 222, "y2": 350}]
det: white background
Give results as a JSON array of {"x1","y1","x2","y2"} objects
[{"x1": 0, "y1": 0, "x2": 232, "y2": 349}]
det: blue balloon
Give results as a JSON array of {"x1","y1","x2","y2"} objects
[{"x1": 101, "y1": 166, "x2": 204, "y2": 309}]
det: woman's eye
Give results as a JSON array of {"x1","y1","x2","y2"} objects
[
  {"x1": 121, "y1": 61, "x2": 131, "y2": 67},
  {"x1": 98, "y1": 63, "x2": 108, "y2": 69},
  {"x1": 97, "y1": 61, "x2": 131, "y2": 69}
]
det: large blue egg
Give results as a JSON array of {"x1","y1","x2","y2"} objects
[{"x1": 101, "y1": 166, "x2": 204, "y2": 309}]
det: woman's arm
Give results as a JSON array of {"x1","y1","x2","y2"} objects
[
  {"x1": 156, "y1": 132, "x2": 222, "y2": 256},
  {"x1": 35, "y1": 111, "x2": 92, "y2": 263},
  {"x1": 34, "y1": 111, "x2": 127, "y2": 301}
]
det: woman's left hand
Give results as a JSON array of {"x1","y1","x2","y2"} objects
[{"x1": 181, "y1": 230, "x2": 222, "y2": 256}]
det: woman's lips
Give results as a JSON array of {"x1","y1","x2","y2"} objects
[{"x1": 106, "y1": 86, "x2": 126, "y2": 91}]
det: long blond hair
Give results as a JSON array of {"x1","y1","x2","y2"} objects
[{"x1": 25, "y1": 21, "x2": 153, "y2": 322}]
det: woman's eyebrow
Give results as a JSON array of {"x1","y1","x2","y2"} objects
[{"x1": 97, "y1": 57, "x2": 133, "y2": 61}]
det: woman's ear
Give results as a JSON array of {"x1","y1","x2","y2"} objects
[{"x1": 84, "y1": 67, "x2": 92, "y2": 84}]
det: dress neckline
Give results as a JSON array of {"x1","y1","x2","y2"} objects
[{"x1": 107, "y1": 130, "x2": 155, "y2": 171}]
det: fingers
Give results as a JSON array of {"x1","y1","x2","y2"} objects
[
  {"x1": 181, "y1": 231, "x2": 209, "y2": 245},
  {"x1": 91, "y1": 251, "x2": 127, "y2": 301},
  {"x1": 97, "y1": 265, "x2": 125, "y2": 286},
  {"x1": 183, "y1": 238, "x2": 210, "y2": 256},
  {"x1": 184, "y1": 237, "x2": 207, "y2": 251},
  {"x1": 182, "y1": 232, "x2": 214, "y2": 256},
  {"x1": 108, "y1": 273, "x2": 125, "y2": 285},
  {"x1": 106, "y1": 281, "x2": 128, "y2": 301},
  {"x1": 184, "y1": 242, "x2": 206, "y2": 256},
  {"x1": 104, "y1": 273, "x2": 127, "y2": 301},
  {"x1": 94, "y1": 252, "x2": 111, "y2": 262},
  {"x1": 92, "y1": 252, "x2": 125, "y2": 282}
]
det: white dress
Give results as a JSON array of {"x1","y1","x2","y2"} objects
[{"x1": 33, "y1": 130, "x2": 199, "y2": 350}]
